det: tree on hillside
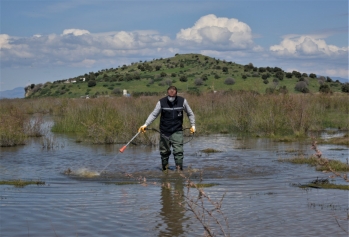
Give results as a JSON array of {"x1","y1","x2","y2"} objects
[
  {"x1": 259, "y1": 67, "x2": 266, "y2": 73},
  {"x1": 273, "y1": 67, "x2": 283, "y2": 72},
  {"x1": 286, "y1": 72, "x2": 293, "y2": 78},
  {"x1": 88, "y1": 80, "x2": 96, "y2": 87},
  {"x1": 341, "y1": 83, "x2": 349, "y2": 93},
  {"x1": 201, "y1": 74, "x2": 208, "y2": 81},
  {"x1": 292, "y1": 71, "x2": 302, "y2": 78},
  {"x1": 179, "y1": 75, "x2": 187, "y2": 82},
  {"x1": 326, "y1": 76, "x2": 333, "y2": 82},
  {"x1": 275, "y1": 71, "x2": 284, "y2": 80},
  {"x1": 309, "y1": 73, "x2": 317, "y2": 78}
]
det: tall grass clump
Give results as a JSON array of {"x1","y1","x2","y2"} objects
[
  {"x1": 51, "y1": 97, "x2": 159, "y2": 144},
  {"x1": 1, "y1": 92, "x2": 348, "y2": 144},
  {"x1": 0, "y1": 101, "x2": 27, "y2": 146},
  {"x1": 317, "y1": 93, "x2": 349, "y2": 129},
  {"x1": 190, "y1": 92, "x2": 348, "y2": 136}
]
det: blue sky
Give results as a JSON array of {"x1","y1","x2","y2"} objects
[{"x1": 1, "y1": 0, "x2": 348, "y2": 91}]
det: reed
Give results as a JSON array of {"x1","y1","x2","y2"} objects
[
  {"x1": 1, "y1": 92, "x2": 348, "y2": 144},
  {"x1": 0, "y1": 102, "x2": 27, "y2": 146},
  {"x1": 51, "y1": 97, "x2": 159, "y2": 144}
]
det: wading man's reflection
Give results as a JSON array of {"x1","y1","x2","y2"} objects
[{"x1": 158, "y1": 176, "x2": 188, "y2": 237}]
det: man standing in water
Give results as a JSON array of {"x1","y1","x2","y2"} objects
[{"x1": 138, "y1": 86, "x2": 195, "y2": 171}]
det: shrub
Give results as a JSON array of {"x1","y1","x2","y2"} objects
[
  {"x1": 259, "y1": 67, "x2": 266, "y2": 73},
  {"x1": 319, "y1": 84, "x2": 332, "y2": 93},
  {"x1": 273, "y1": 78, "x2": 279, "y2": 86},
  {"x1": 275, "y1": 71, "x2": 284, "y2": 80},
  {"x1": 309, "y1": 73, "x2": 317, "y2": 78},
  {"x1": 179, "y1": 75, "x2": 187, "y2": 82},
  {"x1": 194, "y1": 78, "x2": 204, "y2": 86},
  {"x1": 341, "y1": 83, "x2": 349, "y2": 93},
  {"x1": 286, "y1": 72, "x2": 293, "y2": 78},
  {"x1": 292, "y1": 70, "x2": 302, "y2": 78},
  {"x1": 88, "y1": 80, "x2": 96, "y2": 87},
  {"x1": 295, "y1": 81, "x2": 309, "y2": 93},
  {"x1": 165, "y1": 79, "x2": 172, "y2": 86},
  {"x1": 224, "y1": 77, "x2": 235, "y2": 85}
]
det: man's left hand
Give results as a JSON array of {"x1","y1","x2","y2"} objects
[{"x1": 190, "y1": 126, "x2": 196, "y2": 134}]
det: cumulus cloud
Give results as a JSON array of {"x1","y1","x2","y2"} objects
[
  {"x1": 0, "y1": 34, "x2": 11, "y2": 49},
  {"x1": 62, "y1": 29, "x2": 90, "y2": 36},
  {"x1": 176, "y1": 14, "x2": 253, "y2": 49},
  {"x1": 1, "y1": 15, "x2": 347, "y2": 83},
  {"x1": 270, "y1": 35, "x2": 348, "y2": 57},
  {"x1": 0, "y1": 29, "x2": 172, "y2": 68}
]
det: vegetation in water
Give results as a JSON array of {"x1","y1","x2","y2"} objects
[
  {"x1": 200, "y1": 148, "x2": 222, "y2": 153},
  {"x1": 293, "y1": 178, "x2": 349, "y2": 191},
  {"x1": 0, "y1": 180, "x2": 45, "y2": 187},
  {"x1": 278, "y1": 156, "x2": 349, "y2": 172},
  {"x1": 1, "y1": 91, "x2": 348, "y2": 145}
]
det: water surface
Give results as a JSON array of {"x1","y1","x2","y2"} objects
[{"x1": 0, "y1": 132, "x2": 348, "y2": 236}]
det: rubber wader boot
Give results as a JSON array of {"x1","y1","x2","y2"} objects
[
  {"x1": 176, "y1": 164, "x2": 183, "y2": 171},
  {"x1": 162, "y1": 164, "x2": 169, "y2": 172}
]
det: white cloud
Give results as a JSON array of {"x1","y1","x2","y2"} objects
[
  {"x1": 270, "y1": 35, "x2": 348, "y2": 57},
  {"x1": 0, "y1": 34, "x2": 11, "y2": 49},
  {"x1": 62, "y1": 29, "x2": 90, "y2": 36},
  {"x1": 176, "y1": 14, "x2": 253, "y2": 49},
  {"x1": 325, "y1": 68, "x2": 349, "y2": 78},
  {"x1": 0, "y1": 16, "x2": 347, "y2": 86}
]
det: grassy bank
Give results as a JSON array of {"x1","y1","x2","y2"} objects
[{"x1": 0, "y1": 92, "x2": 348, "y2": 145}]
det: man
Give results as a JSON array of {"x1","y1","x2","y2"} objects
[{"x1": 138, "y1": 86, "x2": 195, "y2": 171}]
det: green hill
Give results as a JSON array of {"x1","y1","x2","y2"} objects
[{"x1": 25, "y1": 53, "x2": 346, "y2": 98}]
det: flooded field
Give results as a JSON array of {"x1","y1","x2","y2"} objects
[{"x1": 0, "y1": 132, "x2": 348, "y2": 236}]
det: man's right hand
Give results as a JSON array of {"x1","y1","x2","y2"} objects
[{"x1": 138, "y1": 124, "x2": 147, "y2": 133}]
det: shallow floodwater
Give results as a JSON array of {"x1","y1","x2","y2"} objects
[{"x1": 0, "y1": 132, "x2": 348, "y2": 236}]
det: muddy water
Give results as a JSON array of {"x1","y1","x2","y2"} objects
[{"x1": 0, "y1": 133, "x2": 348, "y2": 237}]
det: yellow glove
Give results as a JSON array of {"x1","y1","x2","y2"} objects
[
  {"x1": 138, "y1": 124, "x2": 147, "y2": 133},
  {"x1": 190, "y1": 126, "x2": 196, "y2": 134}
]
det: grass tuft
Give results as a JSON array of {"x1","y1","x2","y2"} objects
[
  {"x1": 278, "y1": 156, "x2": 349, "y2": 172},
  {"x1": 0, "y1": 180, "x2": 45, "y2": 187}
]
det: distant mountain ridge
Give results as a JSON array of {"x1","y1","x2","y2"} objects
[
  {"x1": 331, "y1": 77, "x2": 348, "y2": 83},
  {"x1": 0, "y1": 87, "x2": 25, "y2": 99}
]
